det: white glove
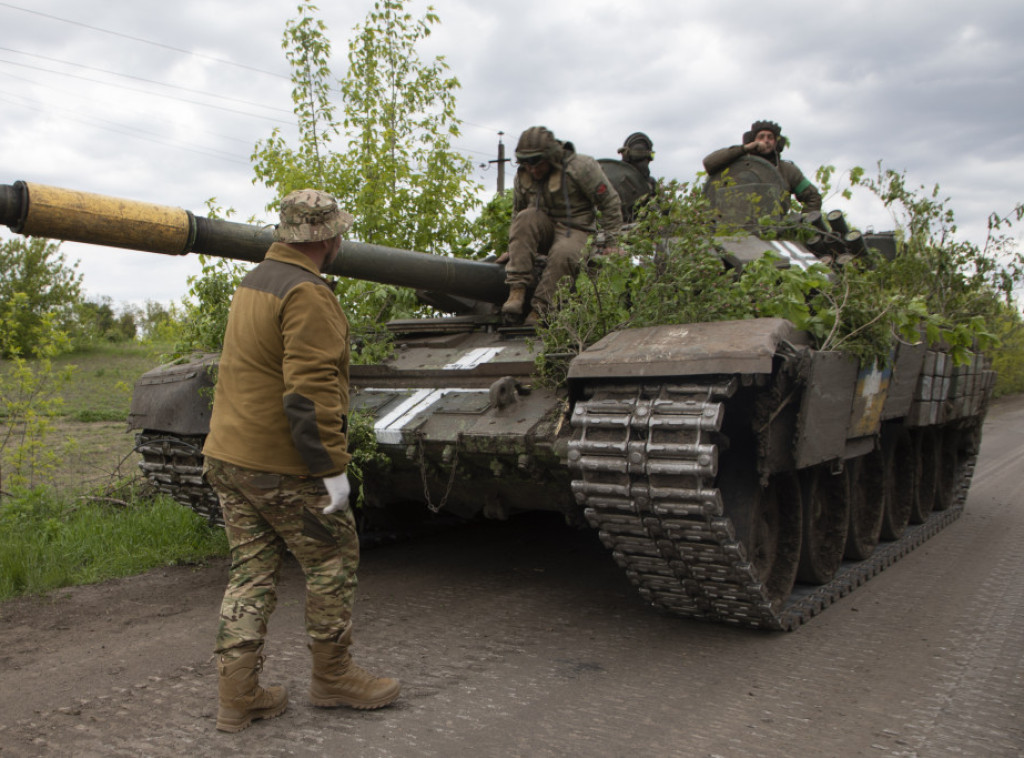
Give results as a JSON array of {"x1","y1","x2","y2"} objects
[{"x1": 322, "y1": 473, "x2": 351, "y2": 514}]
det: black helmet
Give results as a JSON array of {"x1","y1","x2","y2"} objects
[
  {"x1": 742, "y1": 120, "x2": 788, "y2": 154},
  {"x1": 617, "y1": 132, "x2": 654, "y2": 163}
]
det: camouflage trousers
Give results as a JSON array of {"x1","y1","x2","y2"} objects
[
  {"x1": 505, "y1": 207, "x2": 589, "y2": 313},
  {"x1": 204, "y1": 457, "x2": 359, "y2": 656}
]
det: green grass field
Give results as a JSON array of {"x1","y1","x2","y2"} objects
[{"x1": 0, "y1": 341, "x2": 228, "y2": 603}]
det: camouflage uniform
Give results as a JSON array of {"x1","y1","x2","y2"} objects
[
  {"x1": 206, "y1": 458, "x2": 359, "y2": 651},
  {"x1": 506, "y1": 126, "x2": 623, "y2": 315},
  {"x1": 202, "y1": 189, "x2": 357, "y2": 656}
]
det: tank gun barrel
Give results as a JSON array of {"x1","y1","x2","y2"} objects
[{"x1": 0, "y1": 181, "x2": 508, "y2": 305}]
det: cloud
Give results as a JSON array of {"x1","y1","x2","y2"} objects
[{"x1": 1, "y1": 0, "x2": 1022, "y2": 305}]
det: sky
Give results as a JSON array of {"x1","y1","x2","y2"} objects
[{"x1": 1, "y1": 0, "x2": 1022, "y2": 308}]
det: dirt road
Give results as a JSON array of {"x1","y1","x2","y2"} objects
[{"x1": 1, "y1": 396, "x2": 1022, "y2": 757}]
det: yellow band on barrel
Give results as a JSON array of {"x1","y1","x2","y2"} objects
[{"x1": 19, "y1": 182, "x2": 192, "y2": 255}]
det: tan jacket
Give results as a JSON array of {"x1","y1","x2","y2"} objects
[
  {"x1": 513, "y1": 149, "x2": 623, "y2": 240},
  {"x1": 203, "y1": 243, "x2": 351, "y2": 477}
]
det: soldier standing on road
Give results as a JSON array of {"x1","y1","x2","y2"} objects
[
  {"x1": 501, "y1": 126, "x2": 624, "y2": 324},
  {"x1": 702, "y1": 119, "x2": 822, "y2": 212},
  {"x1": 202, "y1": 189, "x2": 400, "y2": 733}
]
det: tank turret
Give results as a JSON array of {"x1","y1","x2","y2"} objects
[{"x1": 0, "y1": 175, "x2": 995, "y2": 632}]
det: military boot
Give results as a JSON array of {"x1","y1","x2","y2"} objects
[
  {"x1": 501, "y1": 285, "x2": 527, "y2": 316},
  {"x1": 309, "y1": 626, "x2": 401, "y2": 710},
  {"x1": 216, "y1": 645, "x2": 288, "y2": 733}
]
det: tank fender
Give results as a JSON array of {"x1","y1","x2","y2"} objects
[
  {"x1": 566, "y1": 318, "x2": 811, "y2": 381},
  {"x1": 128, "y1": 353, "x2": 218, "y2": 436}
]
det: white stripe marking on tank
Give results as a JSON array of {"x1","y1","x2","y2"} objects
[
  {"x1": 771, "y1": 240, "x2": 817, "y2": 270},
  {"x1": 371, "y1": 388, "x2": 479, "y2": 445},
  {"x1": 444, "y1": 346, "x2": 504, "y2": 369}
]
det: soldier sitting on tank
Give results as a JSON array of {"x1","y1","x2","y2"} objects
[
  {"x1": 500, "y1": 125, "x2": 624, "y2": 325},
  {"x1": 618, "y1": 131, "x2": 658, "y2": 197},
  {"x1": 703, "y1": 120, "x2": 822, "y2": 212}
]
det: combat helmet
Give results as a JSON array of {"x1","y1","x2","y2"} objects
[
  {"x1": 618, "y1": 132, "x2": 655, "y2": 163},
  {"x1": 275, "y1": 189, "x2": 354, "y2": 243},
  {"x1": 742, "y1": 120, "x2": 788, "y2": 154},
  {"x1": 515, "y1": 126, "x2": 563, "y2": 166}
]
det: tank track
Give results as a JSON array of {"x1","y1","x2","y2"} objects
[
  {"x1": 134, "y1": 434, "x2": 222, "y2": 523},
  {"x1": 567, "y1": 381, "x2": 977, "y2": 631}
]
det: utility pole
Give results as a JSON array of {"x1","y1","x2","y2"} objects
[{"x1": 488, "y1": 132, "x2": 511, "y2": 194}]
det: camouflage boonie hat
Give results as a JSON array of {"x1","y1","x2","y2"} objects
[{"x1": 274, "y1": 189, "x2": 354, "y2": 243}]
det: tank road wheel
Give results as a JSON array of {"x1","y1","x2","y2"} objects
[
  {"x1": 910, "y1": 427, "x2": 942, "y2": 523},
  {"x1": 753, "y1": 473, "x2": 803, "y2": 608},
  {"x1": 934, "y1": 426, "x2": 961, "y2": 512},
  {"x1": 722, "y1": 468, "x2": 802, "y2": 610},
  {"x1": 880, "y1": 425, "x2": 914, "y2": 541},
  {"x1": 844, "y1": 451, "x2": 885, "y2": 561},
  {"x1": 797, "y1": 464, "x2": 850, "y2": 585}
]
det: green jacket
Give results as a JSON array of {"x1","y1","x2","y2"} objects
[
  {"x1": 703, "y1": 145, "x2": 823, "y2": 212},
  {"x1": 203, "y1": 243, "x2": 351, "y2": 477},
  {"x1": 513, "y1": 147, "x2": 624, "y2": 240}
]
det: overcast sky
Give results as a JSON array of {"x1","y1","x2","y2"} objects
[{"x1": 2, "y1": 0, "x2": 1022, "y2": 307}]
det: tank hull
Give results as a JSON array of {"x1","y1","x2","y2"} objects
[
  {"x1": 3, "y1": 178, "x2": 995, "y2": 630},
  {"x1": 129, "y1": 314, "x2": 993, "y2": 629}
]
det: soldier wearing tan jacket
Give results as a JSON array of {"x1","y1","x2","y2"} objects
[
  {"x1": 203, "y1": 189, "x2": 400, "y2": 733},
  {"x1": 502, "y1": 125, "x2": 623, "y2": 323}
]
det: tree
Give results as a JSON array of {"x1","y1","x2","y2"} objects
[
  {"x1": 252, "y1": 1, "x2": 480, "y2": 254},
  {"x1": 335, "y1": 0, "x2": 479, "y2": 254},
  {"x1": 0, "y1": 293, "x2": 74, "y2": 495},
  {"x1": 249, "y1": 0, "x2": 481, "y2": 351},
  {"x1": 0, "y1": 236, "x2": 83, "y2": 358},
  {"x1": 251, "y1": 2, "x2": 343, "y2": 197}
]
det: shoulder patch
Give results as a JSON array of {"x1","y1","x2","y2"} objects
[{"x1": 596, "y1": 183, "x2": 608, "y2": 195}]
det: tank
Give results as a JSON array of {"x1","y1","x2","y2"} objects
[{"x1": 0, "y1": 176, "x2": 994, "y2": 631}]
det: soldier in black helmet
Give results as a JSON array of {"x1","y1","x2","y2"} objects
[
  {"x1": 618, "y1": 131, "x2": 658, "y2": 196},
  {"x1": 703, "y1": 120, "x2": 822, "y2": 211},
  {"x1": 501, "y1": 125, "x2": 623, "y2": 324}
]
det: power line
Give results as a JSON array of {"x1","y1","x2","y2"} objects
[
  {"x1": 0, "y1": 1, "x2": 289, "y2": 79},
  {"x1": 0, "y1": 92, "x2": 250, "y2": 164},
  {"x1": 0, "y1": 57, "x2": 293, "y2": 124},
  {"x1": 0, "y1": 45, "x2": 293, "y2": 115}
]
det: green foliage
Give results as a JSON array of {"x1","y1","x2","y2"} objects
[
  {"x1": 345, "y1": 408, "x2": 391, "y2": 508},
  {"x1": 171, "y1": 255, "x2": 249, "y2": 358},
  {"x1": 251, "y1": 0, "x2": 481, "y2": 341},
  {"x1": 989, "y1": 306, "x2": 1024, "y2": 396},
  {"x1": 252, "y1": 2, "x2": 343, "y2": 194},
  {"x1": 535, "y1": 175, "x2": 1020, "y2": 386},
  {"x1": 536, "y1": 181, "x2": 748, "y2": 385},
  {"x1": 456, "y1": 190, "x2": 514, "y2": 260},
  {"x1": 0, "y1": 488, "x2": 228, "y2": 601},
  {"x1": 71, "y1": 296, "x2": 138, "y2": 349},
  {"x1": 335, "y1": 0, "x2": 480, "y2": 253},
  {"x1": 0, "y1": 298, "x2": 75, "y2": 493},
  {"x1": 50, "y1": 342, "x2": 163, "y2": 423},
  {"x1": 0, "y1": 236, "x2": 83, "y2": 359},
  {"x1": 852, "y1": 165, "x2": 1024, "y2": 322},
  {"x1": 137, "y1": 300, "x2": 185, "y2": 344}
]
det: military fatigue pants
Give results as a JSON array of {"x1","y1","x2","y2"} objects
[
  {"x1": 505, "y1": 207, "x2": 590, "y2": 313},
  {"x1": 204, "y1": 457, "x2": 359, "y2": 655}
]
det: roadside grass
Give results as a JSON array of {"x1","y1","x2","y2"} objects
[
  {"x1": 0, "y1": 341, "x2": 228, "y2": 603},
  {"x1": 50, "y1": 341, "x2": 173, "y2": 421},
  {"x1": 0, "y1": 485, "x2": 228, "y2": 603}
]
